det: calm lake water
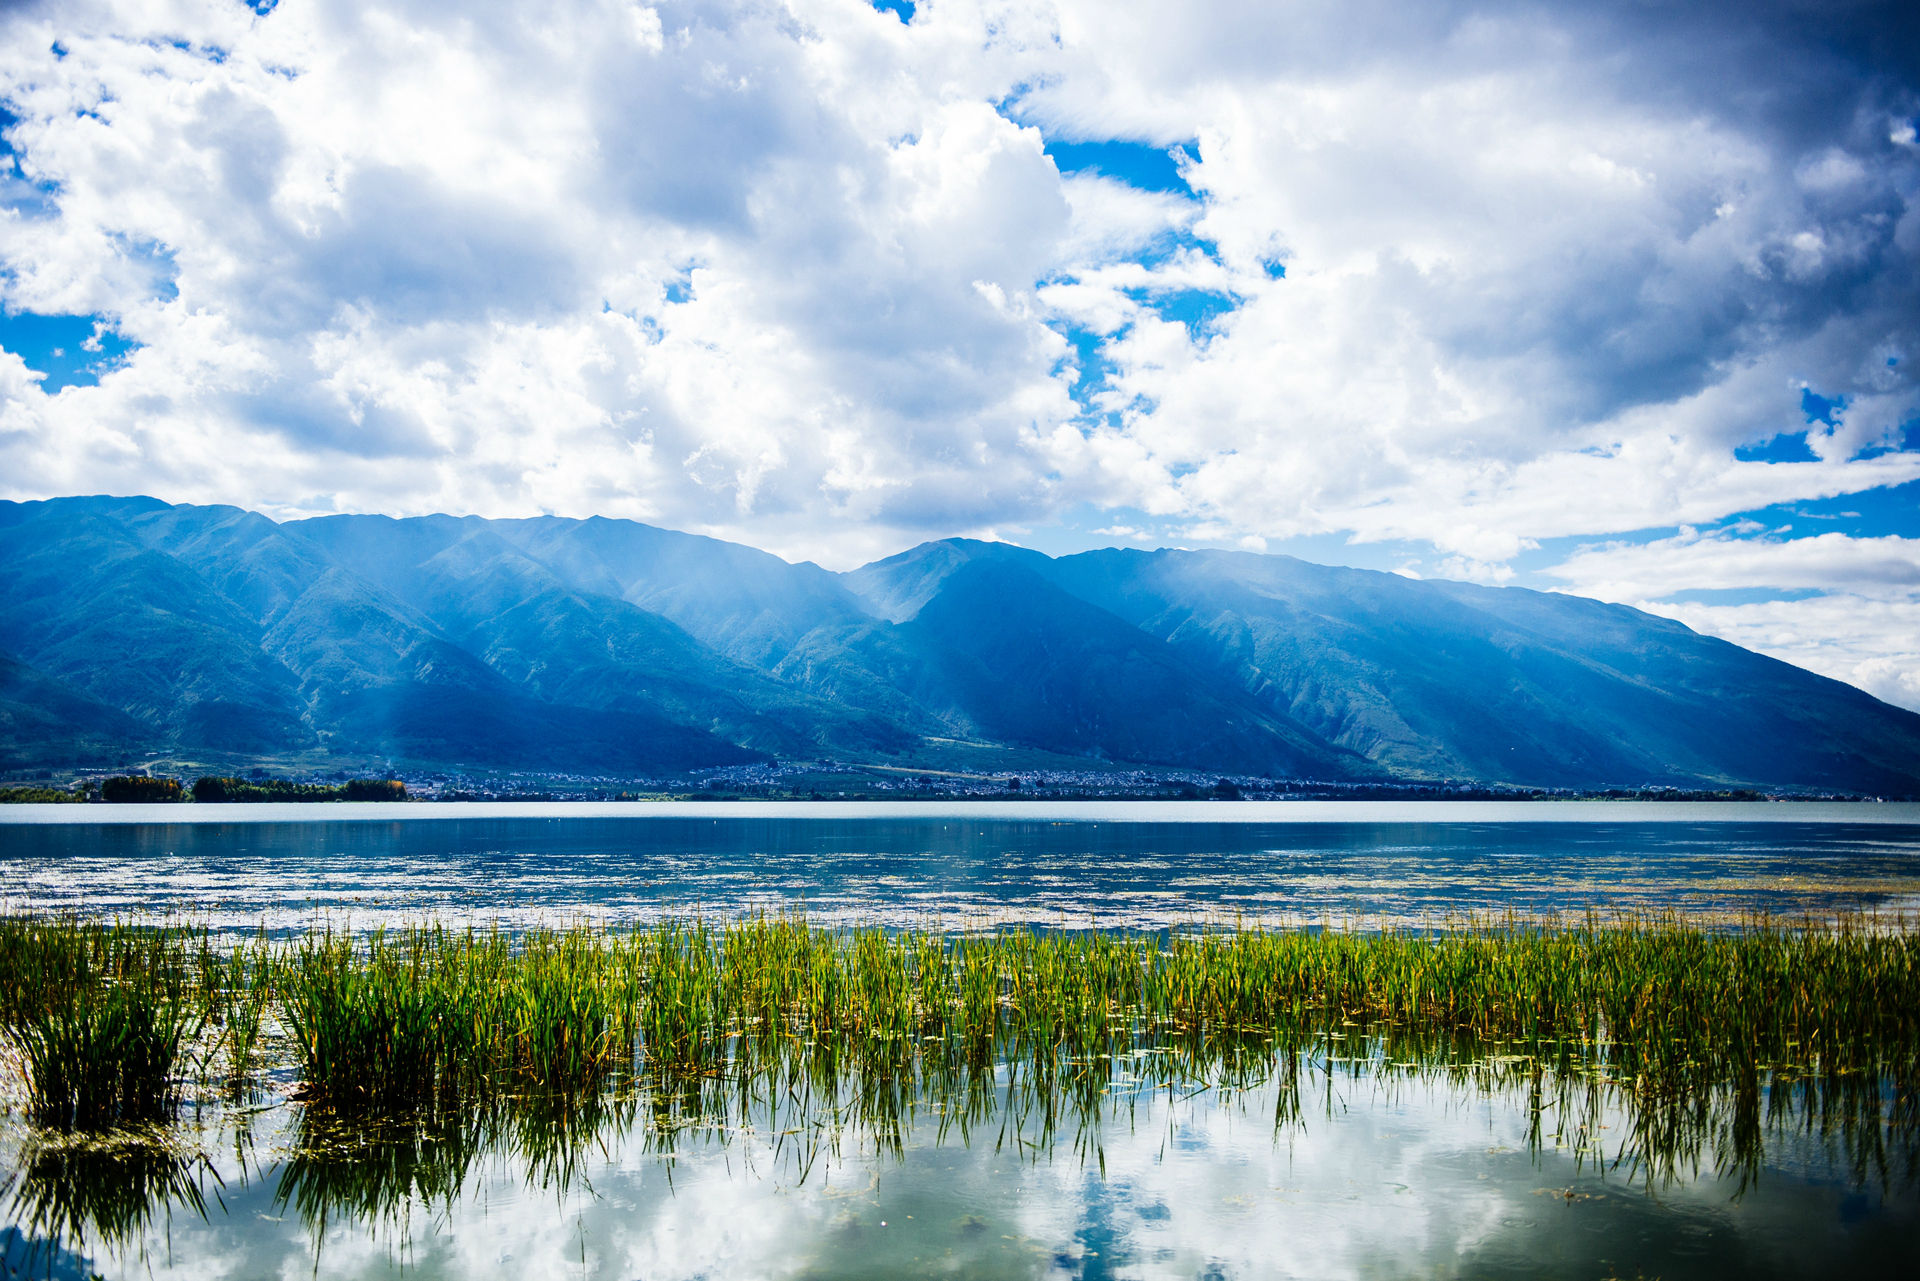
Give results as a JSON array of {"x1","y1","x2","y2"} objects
[
  {"x1": 5, "y1": 799, "x2": 1920, "y2": 933},
  {"x1": 3, "y1": 801, "x2": 1918, "y2": 1279}
]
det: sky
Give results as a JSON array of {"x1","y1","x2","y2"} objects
[{"x1": 0, "y1": 0, "x2": 1916, "y2": 709}]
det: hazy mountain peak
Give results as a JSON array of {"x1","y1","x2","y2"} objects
[{"x1": 841, "y1": 538, "x2": 1056, "y2": 623}]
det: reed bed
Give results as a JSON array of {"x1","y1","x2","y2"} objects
[
  {"x1": 1, "y1": 912, "x2": 1915, "y2": 1185},
  {"x1": 2, "y1": 912, "x2": 1915, "y2": 1097},
  {"x1": 4, "y1": 910, "x2": 1919, "y2": 1263}
]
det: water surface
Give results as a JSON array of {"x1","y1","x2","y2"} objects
[
  {"x1": 3, "y1": 801, "x2": 1917, "y2": 1278},
  {"x1": 4, "y1": 801, "x2": 1917, "y2": 932}
]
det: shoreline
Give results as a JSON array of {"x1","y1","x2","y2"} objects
[{"x1": 5, "y1": 796, "x2": 1920, "y2": 824}]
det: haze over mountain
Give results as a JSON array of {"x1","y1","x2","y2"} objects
[{"x1": 3, "y1": 496, "x2": 1917, "y2": 795}]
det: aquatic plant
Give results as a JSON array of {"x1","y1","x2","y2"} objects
[
  {"x1": 0, "y1": 917, "x2": 201, "y2": 1128},
  {"x1": 212, "y1": 934, "x2": 273, "y2": 1088},
  {"x1": 506, "y1": 926, "x2": 625, "y2": 1086},
  {"x1": 280, "y1": 927, "x2": 462, "y2": 1109},
  {"x1": 4, "y1": 909, "x2": 1918, "y2": 1273},
  {"x1": 1, "y1": 911, "x2": 1915, "y2": 1178}
]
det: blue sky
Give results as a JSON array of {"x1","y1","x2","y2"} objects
[
  {"x1": 0, "y1": 311, "x2": 135, "y2": 390},
  {"x1": 0, "y1": 0, "x2": 1915, "y2": 707}
]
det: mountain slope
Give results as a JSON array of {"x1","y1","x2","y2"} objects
[
  {"x1": 894, "y1": 561, "x2": 1367, "y2": 777},
  {"x1": 842, "y1": 538, "x2": 1055, "y2": 623},
  {"x1": 0, "y1": 499, "x2": 762, "y2": 769},
  {"x1": 0, "y1": 650, "x2": 155, "y2": 767},
  {"x1": 291, "y1": 514, "x2": 916, "y2": 757},
  {"x1": 0, "y1": 500, "x2": 314, "y2": 752},
  {"x1": 1030, "y1": 547, "x2": 1920, "y2": 792},
  {"x1": 491, "y1": 516, "x2": 872, "y2": 668},
  {"x1": 488, "y1": 515, "x2": 959, "y2": 739}
]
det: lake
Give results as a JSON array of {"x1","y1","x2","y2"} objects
[
  {"x1": 3, "y1": 801, "x2": 1918, "y2": 1278},
  {"x1": 6, "y1": 799, "x2": 1920, "y2": 933}
]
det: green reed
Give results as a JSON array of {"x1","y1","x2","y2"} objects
[
  {"x1": 2, "y1": 912, "x2": 1915, "y2": 1145},
  {"x1": 6, "y1": 909, "x2": 1918, "y2": 1266},
  {"x1": 0, "y1": 917, "x2": 204, "y2": 1128},
  {"x1": 280, "y1": 928, "x2": 456, "y2": 1108},
  {"x1": 214, "y1": 934, "x2": 274, "y2": 1088}
]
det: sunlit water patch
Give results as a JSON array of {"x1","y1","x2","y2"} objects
[{"x1": 4, "y1": 802, "x2": 1919, "y2": 935}]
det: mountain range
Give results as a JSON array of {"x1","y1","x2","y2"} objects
[{"x1": 3, "y1": 495, "x2": 1917, "y2": 794}]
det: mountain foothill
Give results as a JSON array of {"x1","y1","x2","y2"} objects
[{"x1": 2, "y1": 495, "x2": 1917, "y2": 794}]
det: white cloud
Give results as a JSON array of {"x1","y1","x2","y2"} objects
[
  {"x1": 1013, "y1": 3, "x2": 1920, "y2": 554},
  {"x1": 0, "y1": 0, "x2": 1089, "y2": 565},
  {"x1": 0, "y1": 0, "x2": 1914, "y2": 689},
  {"x1": 1546, "y1": 528, "x2": 1920, "y2": 600}
]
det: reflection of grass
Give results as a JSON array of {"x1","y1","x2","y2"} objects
[
  {"x1": 275, "y1": 1084, "x2": 638, "y2": 1241},
  {"x1": 1, "y1": 909, "x2": 1917, "y2": 1254},
  {"x1": 276, "y1": 1103, "x2": 491, "y2": 1241},
  {"x1": 4, "y1": 1125, "x2": 217, "y2": 1269}
]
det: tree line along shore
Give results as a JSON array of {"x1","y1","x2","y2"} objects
[
  {"x1": 0, "y1": 773, "x2": 1822, "y2": 804},
  {"x1": 0, "y1": 776, "x2": 407, "y2": 804}
]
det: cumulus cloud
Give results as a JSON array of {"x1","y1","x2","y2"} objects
[
  {"x1": 0, "y1": 0, "x2": 1915, "y2": 688},
  {"x1": 1022, "y1": 1, "x2": 1920, "y2": 552},
  {"x1": 0, "y1": 0, "x2": 1087, "y2": 563},
  {"x1": 1548, "y1": 527, "x2": 1920, "y2": 599}
]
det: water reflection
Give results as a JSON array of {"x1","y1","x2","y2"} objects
[
  {"x1": 7, "y1": 1022, "x2": 1916, "y2": 1280},
  {"x1": 5, "y1": 803, "x2": 1919, "y2": 1277},
  {"x1": 2, "y1": 1126, "x2": 219, "y2": 1277}
]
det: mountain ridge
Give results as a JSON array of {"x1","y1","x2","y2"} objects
[{"x1": 2, "y1": 496, "x2": 1915, "y2": 793}]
